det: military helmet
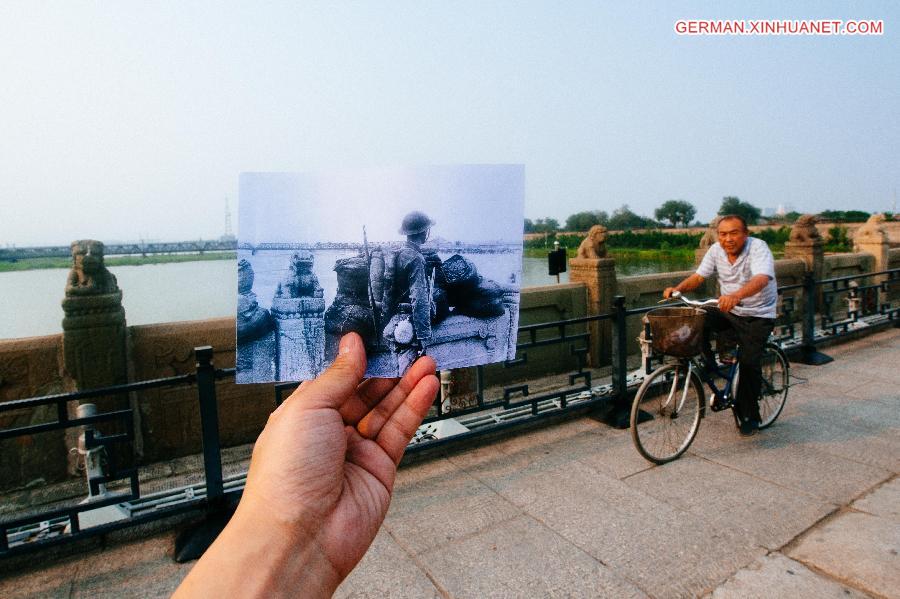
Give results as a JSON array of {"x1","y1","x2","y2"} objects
[{"x1": 398, "y1": 211, "x2": 436, "y2": 235}]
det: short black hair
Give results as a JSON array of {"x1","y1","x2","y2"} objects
[{"x1": 718, "y1": 214, "x2": 748, "y2": 231}]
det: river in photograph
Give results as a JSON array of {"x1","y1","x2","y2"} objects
[{"x1": 0, "y1": 252, "x2": 693, "y2": 339}]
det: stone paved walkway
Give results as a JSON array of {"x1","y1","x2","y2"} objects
[{"x1": 2, "y1": 328, "x2": 898, "y2": 598}]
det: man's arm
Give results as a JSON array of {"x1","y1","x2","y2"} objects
[
  {"x1": 663, "y1": 273, "x2": 706, "y2": 299},
  {"x1": 718, "y1": 274, "x2": 771, "y2": 313}
]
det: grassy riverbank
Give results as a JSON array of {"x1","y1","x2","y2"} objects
[
  {"x1": 523, "y1": 246, "x2": 695, "y2": 260},
  {"x1": 0, "y1": 252, "x2": 236, "y2": 273}
]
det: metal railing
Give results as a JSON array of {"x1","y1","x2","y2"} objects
[
  {"x1": 0, "y1": 348, "x2": 234, "y2": 557},
  {"x1": 1, "y1": 268, "x2": 897, "y2": 558}
]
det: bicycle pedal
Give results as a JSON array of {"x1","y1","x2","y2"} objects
[{"x1": 709, "y1": 394, "x2": 732, "y2": 412}]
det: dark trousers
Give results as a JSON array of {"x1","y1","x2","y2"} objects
[{"x1": 702, "y1": 308, "x2": 775, "y2": 423}]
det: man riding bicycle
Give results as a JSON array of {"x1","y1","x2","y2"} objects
[{"x1": 663, "y1": 214, "x2": 778, "y2": 436}]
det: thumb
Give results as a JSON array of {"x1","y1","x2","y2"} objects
[{"x1": 292, "y1": 332, "x2": 367, "y2": 410}]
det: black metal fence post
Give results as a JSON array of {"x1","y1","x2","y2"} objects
[
  {"x1": 600, "y1": 295, "x2": 632, "y2": 429},
  {"x1": 195, "y1": 346, "x2": 224, "y2": 505},
  {"x1": 799, "y1": 272, "x2": 833, "y2": 365},
  {"x1": 173, "y1": 346, "x2": 232, "y2": 562}
]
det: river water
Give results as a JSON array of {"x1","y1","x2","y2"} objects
[{"x1": 0, "y1": 254, "x2": 693, "y2": 339}]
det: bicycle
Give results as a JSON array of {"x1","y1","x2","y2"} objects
[{"x1": 630, "y1": 292, "x2": 790, "y2": 464}]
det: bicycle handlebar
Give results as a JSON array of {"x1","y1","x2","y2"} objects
[{"x1": 663, "y1": 290, "x2": 737, "y2": 307}]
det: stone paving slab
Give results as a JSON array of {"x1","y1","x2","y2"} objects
[
  {"x1": 788, "y1": 510, "x2": 900, "y2": 599},
  {"x1": 625, "y1": 455, "x2": 835, "y2": 551},
  {"x1": 852, "y1": 476, "x2": 900, "y2": 521},
  {"x1": 384, "y1": 457, "x2": 522, "y2": 556},
  {"x1": 467, "y1": 453, "x2": 765, "y2": 598},
  {"x1": 689, "y1": 404, "x2": 892, "y2": 505},
  {"x1": 335, "y1": 530, "x2": 440, "y2": 598},
  {"x1": 709, "y1": 552, "x2": 872, "y2": 599},
  {"x1": 418, "y1": 514, "x2": 648, "y2": 599},
  {"x1": 0, "y1": 533, "x2": 190, "y2": 599}
]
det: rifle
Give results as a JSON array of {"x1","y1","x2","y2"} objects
[{"x1": 362, "y1": 226, "x2": 381, "y2": 344}]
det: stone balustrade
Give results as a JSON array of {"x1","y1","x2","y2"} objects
[{"x1": 1, "y1": 217, "x2": 896, "y2": 491}]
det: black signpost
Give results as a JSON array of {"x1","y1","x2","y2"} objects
[{"x1": 548, "y1": 241, "x2": 566, "y2": 283}]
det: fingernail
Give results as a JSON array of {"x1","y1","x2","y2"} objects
[{"x1": 339, "y1": 334, "x2": 354, "y2": 355}]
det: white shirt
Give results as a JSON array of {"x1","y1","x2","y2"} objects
[{"x1": 696, "y1": 237, "x2": 777, "y2": 319}]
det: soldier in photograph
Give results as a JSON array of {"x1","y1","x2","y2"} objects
[{"x1": 388, "y1": 211, "x2": 442, "y2": 354}]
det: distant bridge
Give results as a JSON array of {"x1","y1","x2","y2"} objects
[
  {"x1": 238, "y1": 241, "x2": 522, "y2": 255},
  {"x1": 0, "y1": 239, "x2": 522, "y2": 262},
  {"x1": 0, "y1": 240, "x2": 238, "y2": 262}
]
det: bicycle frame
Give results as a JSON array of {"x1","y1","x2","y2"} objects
[
  {"x1": 692, "y1": 352, "x2": 740, "y2": 407},
  {"x1": 661, "y1": 291, "x2": 741, "y2": 408}
]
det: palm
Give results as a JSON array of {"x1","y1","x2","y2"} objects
[{"x1": 240, "y1": 333, "x2": 439, "y2": 578}]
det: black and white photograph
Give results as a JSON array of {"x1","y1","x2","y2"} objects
[{"x1": 236, "y1": 165, "x2": 524, "y2": 382}]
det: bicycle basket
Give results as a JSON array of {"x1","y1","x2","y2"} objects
[{"x1": 643, "y1": 307, "x2": 707, "y2": 358}]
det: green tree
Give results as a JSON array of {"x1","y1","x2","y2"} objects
[
  {"x1": 654, "y1": 199, "x2": 696, "y2": 228},
  {"x1": 818, "y1": 210, "x2": 870, "y2": 223},
  {"x1": 718, "y1": 196, "x2": 762, "y2": 225},
  {"x1": 524, "y1": 218, "x2": 535, "y2": 233},
  {"x1": 529, "y1": 217, "x2": 560, "y2": 233},
  {"x1": 564, "y1": 210, "x2": 609, "y2": 231},
  {"x1": 608, "y1": 204, "x2": 655, "y2": 230},
  {"x1": 826, "y1": 225, "x2": 851, "y2": 252}
]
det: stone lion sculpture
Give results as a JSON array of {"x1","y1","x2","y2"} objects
[
  {"x1": 853, "y1": 213, "x2": 888, "y2": 243},
  {"x1": 576, "y1": 225, "x2": 609, "y2": 259},
  {"x1": 699, "y1": 216, "x2": 722, "y2": 250},
  {"x1": 789, "y1": 214, "x2": 822, "y2": 243},
  {"x1": 276, "y1": 251, "x2": 323, "y2": 299},
  {"x1": 65, "y1": 240, "x2": 119, "y2": 296}
]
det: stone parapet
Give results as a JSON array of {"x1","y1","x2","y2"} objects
[{"x1": 0, "y1": 334, "x2": 68, "y2": 492}]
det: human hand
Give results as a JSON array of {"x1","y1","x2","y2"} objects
[
  {"x1": 175, "y1": 333, "x2": 439, "y2": 598},
  {"x1": 663, "y1": 287, "x2": 677, "y2": 299},
  {"x1": 718, "y1": 294, "x2": 741, "y2": 313}
]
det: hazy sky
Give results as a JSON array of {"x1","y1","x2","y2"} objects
[
  {"x1": 1, "y1": 1, "x2": 897, "y2": 246},
  {"x1": 239, "y1": 165, "x2": 524, "y2": 245}
]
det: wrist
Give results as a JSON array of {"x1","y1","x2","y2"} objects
[
  {"x1": 236, "y1": 501, "x2": 342, "y2": 597},
  {"x1": 177, "y1": 502, "x2": 341, "y2": 599}
]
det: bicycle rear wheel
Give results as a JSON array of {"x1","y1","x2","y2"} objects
[
  {"x1": 631, "y1": 362, "x2": 704, "y2": 464},
  {"x1": 758, "y1": 343, "x2": 789, "y2": 428}
]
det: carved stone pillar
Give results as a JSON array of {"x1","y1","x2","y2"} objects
[
  {"x1": 236, "y1": 259, "x2": 276, "y2": 383},
  {"x1": 61, "y1": 240, "x2": 129, "y2": 473},
  {"x1": 784, "y1": 215, "x2": 826, "y2": 320},
  {"x1": 853, "y1": 214, "x2": 890, "y2": 284},
  {"x1": 61, "y1": 241, "x2": 128, "y2": 392},
  {"x1": 784, "y1": 215, "x2": 825, "y2": 282},
  {"x1": 273, "y1": 296, "x2": 326, "y2": 381},
  {"x1": 569, "y1": 257, "x2": 616, "y2": 366}
]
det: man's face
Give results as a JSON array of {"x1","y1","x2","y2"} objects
[{"x1": 717, "y1": 218, "x2": 748, "y2": 256}]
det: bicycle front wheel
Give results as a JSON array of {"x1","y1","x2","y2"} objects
[
  {"x1": 631, "y1": 362, "x2": 704, "y2": 464},
  {"x1": 758, "y1": 343, "x2": 789, "y2": 428}
]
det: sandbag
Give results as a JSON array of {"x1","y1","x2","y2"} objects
[
  {"x1": 452, "y1": 277, "x2": 506, "y2": 318},
  {"x1": 438, "y1": 254, "x2": 479, "y2": 289},
  {"x1": 324, "y1": 298, "x2": 374, "y2": 338},
  {"x1": 333, "y1": 256, "x2": 370, "y2": 303}
]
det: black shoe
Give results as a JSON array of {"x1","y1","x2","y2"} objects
[{"x1": 739, "y1": 419, "x2": 759, "y2": 436}]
